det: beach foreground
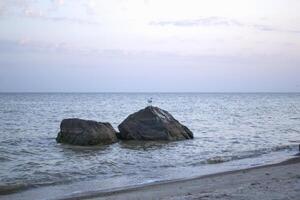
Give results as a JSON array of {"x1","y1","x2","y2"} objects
[{"x1": 62, "y1": 157, "x2": 300, "y2": 200}]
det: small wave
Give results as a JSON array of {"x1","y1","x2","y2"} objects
[
  {"x1": 197, "y1": 144, "x2": 295, "y2": 166},
  {"x1": 206, "y1": 156, "x2": 231, "y2": 164},
  {"x1": 290, "y1": 117, "x2": 300, "y2": 120},
  {"x1": 0, "y1": 156, "x2": 11, "y2": 162},
  {"x1": 285, "y1": 129, "x2": 300, "y2": 134},
  {"x1": 0, "y1": 176, "x2": 80, "y2": 195},
  {"x1": 271, "y1": 144, "x2": 294, "y2": 151},
  {"x1": 2, "y1": 138, "x2": 23, "y2": 146},
  {"x1": 0, "y1": 183, "x2": 28, "y2": 195},
  {"x1": 160, "y1": 164, "x2": 175, "y2": 168}
]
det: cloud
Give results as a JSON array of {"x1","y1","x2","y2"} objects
[
  {"x1": 24, "y1": 8, "x2": 44, "y2": 17},
  {"x1": 251, "y1": 24, "x2": 276, "y2": 32},
  {"x1": 150, "y1": 17, "x2": 243, "y2": 27},
  {"x1": 27, "y1": 15, "x2": 100, "y2": 25},
  {"x1": 0, "y1": 0, "x2": 100, "y2": 26},
  {"x1": 52, "y1": 0, "x2": 64, "y2": 6},
  {"x1": 150, "y1": 16, "x2": 300, "y2": 34},
  {"x1": 0, "y1": 39, "x2": 130, "y2": 56},
  {"x1": 0, "y1": 0, "x2": 32, "y2": 15}
]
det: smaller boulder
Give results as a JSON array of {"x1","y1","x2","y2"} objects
[
  {"x1": 56, "y1": 118, "x2": 118, "y2": 146},
  {"x1": 118, "y1": 106, "x2": 193, "y2": 141}
]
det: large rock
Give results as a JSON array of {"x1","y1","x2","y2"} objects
[
  {"x1": 56, "y1": 118, "x2": 118, "y2": 145},
  {"x1": 118, "y1": 106, "x2": 193, "y2": 140}
]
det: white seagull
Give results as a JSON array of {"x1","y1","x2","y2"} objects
[{"x1": 147, "y1": 97, "x2": 153, "y2": 105}]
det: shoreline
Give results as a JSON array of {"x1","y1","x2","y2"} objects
[
  {"x1": 59, "y1": 156, "x2": 300, "y2": 200},
  {"x1": 0, "y1": 148, "x2": 295, "y2": 200}
]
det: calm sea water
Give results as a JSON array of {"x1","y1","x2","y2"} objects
[{"x1": 0, "y1": 93, "x2": 300, "y2": 199}]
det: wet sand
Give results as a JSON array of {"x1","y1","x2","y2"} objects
[{"x1": 60, "y1": 156, "x2": 300, "y2": 200}]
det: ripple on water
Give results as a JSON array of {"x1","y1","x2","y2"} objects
[{"x1": 0, "y1": 93, "x2": 300, "y2": 195}]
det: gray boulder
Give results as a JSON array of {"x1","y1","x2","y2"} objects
[
  {"x1": 118, "y1": 106, "x2": 193, "y2": 140},
  {"x1": 56, "y1": 118, "x2": 118, "y2": 145}
]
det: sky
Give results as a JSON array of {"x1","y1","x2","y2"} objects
[{"x1": 0, "y1": 0, "x2": 300, "y2": 92}]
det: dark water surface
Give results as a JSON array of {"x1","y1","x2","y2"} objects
[{"x1": 0, "y1": 93, "x2": 299, "y2": 199}]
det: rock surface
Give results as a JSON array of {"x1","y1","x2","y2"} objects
[
  {"x1": 118, "y1": 106, "x2": 193, "y2": 140},
  {"x1": 56, "y1": 118, "x2": 118, "y2": 145}
]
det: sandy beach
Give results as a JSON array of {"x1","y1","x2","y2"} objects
[{"x1": 59, "y1": 156, "x2": 300, "y2": 200}]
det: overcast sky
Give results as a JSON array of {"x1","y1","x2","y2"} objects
[{"x1": 0, "y1": 0, "x2": 300, "y2": 92}]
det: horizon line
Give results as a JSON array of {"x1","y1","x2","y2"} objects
[{"x1": 0, "y1": 91, "x2": 300, "y2": 94}]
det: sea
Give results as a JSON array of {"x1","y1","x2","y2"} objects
[{"x1": 0, "y1": 93, "x2": 299, "y2": 199}]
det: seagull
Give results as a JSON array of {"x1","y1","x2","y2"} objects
[{"x1": 147, "y1": 97, "x2": 153, "y2": 105}]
